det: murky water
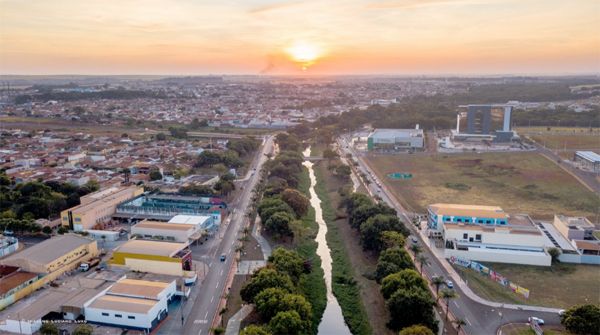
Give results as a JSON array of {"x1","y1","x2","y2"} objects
[{"x1": 303, "y1": 147, "x2": 352, "y2": 335}]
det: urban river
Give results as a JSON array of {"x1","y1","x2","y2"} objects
[{"x1": 303, "y1": 147, "x2": 352, "y2": 335}]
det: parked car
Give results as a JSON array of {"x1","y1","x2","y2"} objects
[
  {"x1": 410, "y1": 236, "x2": 419, "y2": 244},
  {"x1": 446, "y1": 280, "x2": 454, "y2": 289},
  {"x1": 528, "y1": 317, "x2": 545, "y2": 325},
  {"x1": 220, "y1": 254, "x2": 226, "y2": 262}
]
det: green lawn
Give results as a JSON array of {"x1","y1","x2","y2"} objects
[
  {"x1": 454, "y1": 262, "x2": 600, "y2": 308},
  {"x1": 366, "y1": 152, "x2": 600, "y2": 220}
]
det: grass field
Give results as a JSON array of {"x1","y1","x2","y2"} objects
[
  {"x1": 500, "y1": 323, "x2": 571, "y2": 335},
  {"x1": 517, "y1": 127, "x2": 600, "y2": 159},
  {"x1": 365, "y1": 152, "x2": 600, "y2": 220},
  {"x1": 454, "y1": 262, "x2": 600, "y2": 308},
  {"x1": 314, "y1": 161, "x2": 376, "y2": 335}
]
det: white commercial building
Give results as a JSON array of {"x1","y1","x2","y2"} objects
[
  {"x1": 428, "y1": 204, "x2": 551, "y2": 266},
  {"x1": 84, "y1": 278, "x2": 176, "y2": 332},
  {"x1": 367, "y1": 128, "x2": 424, "y2": 151}
]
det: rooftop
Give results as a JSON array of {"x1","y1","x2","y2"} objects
[
  {"x1": 168, "y1": 215, "x2": 211, "y2": 226},
  {"x1": 115, "y1": 239, "x2": 187, "y2": 257},
  {"x1": 369, "y1": 128, "x2": 423, "y2": 138},
  {"x1": 0, "y1": 234, "x2": 95, "y2": 269},
  {"x1": 88, "y1": 294, "x2": 158, "y2": 314},
  {"x1": 0, "y1": 271, "x2": 38, "y2": 296},
  {"x1": 108, "y1": 278, "x2": 172, "y2": 300},
  {"x1": 133, "y1": 221, "x2": 195, "y2": 232},
  {"x1": 575, "y1": 151, "x2": 600, "y2": 163},
  {"x1": 429, "y1": 203, "x2": 508, "y2": 219},
  {"x1": 554, "y1": 215, "x2": 595, "y2": 229}
]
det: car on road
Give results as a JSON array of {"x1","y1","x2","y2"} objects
[
  {"x1": 220, "y1": 254, "x2": 226, "y2": 262},
  {"x1": 528, "y1": 317, "x2": 545, "y2": 325},
  {"x1": 446, "y1": 280, "x2": 454, "y2": 289}
]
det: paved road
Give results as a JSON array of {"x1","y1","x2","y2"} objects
[
  {"x1": 337, "y1": 136, "x2": 562, "y2": 335},
  {"x1": 533, "y1": 143, "x2": 600, "y2": 194},
  {"x1": 159, "y1": 135, "x2": 274, "y2": 335}
]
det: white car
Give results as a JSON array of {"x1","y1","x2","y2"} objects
[{"x1": 528, "y1": 317, "x2": 545, "y2": 325}]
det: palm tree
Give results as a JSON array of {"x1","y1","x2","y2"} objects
[
  {"x1": 410, "y1": 243, "x2": 422, "y2": 257},
  {"x1": 432, "y1": 276, "x2": 445, "y2": 298},
  {"x1": 453, "y1": 319, "x2": 467, "y2": 333},
  {"x1": 418, "y1": 255, "x2": 429, "y2": 275},
  {"x1": 440, "y1": 289, "x2": 458, "y2": 320}
]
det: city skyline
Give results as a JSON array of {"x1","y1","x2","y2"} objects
[{"x1": 1, "y1": 0, "x2": 599, "y2": 75}]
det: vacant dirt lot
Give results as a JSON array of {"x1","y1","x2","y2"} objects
[{"x1": 365, "y1": 152, "x2": 600, "y2": 220}]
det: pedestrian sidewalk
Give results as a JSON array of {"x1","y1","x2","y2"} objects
[
  {"x1": 252, "y1": 217, "x2": 272, "y2": 261},
  {"x1": 225, "y1": 305, "x2": 254, "y2": 335},
  {"x1": 417, "y1": 228, "x2": 562, "y2": 314}
]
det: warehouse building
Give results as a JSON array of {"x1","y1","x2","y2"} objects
[
  {"x1": 61, "y1": 185, "x2": 144, "y2": 231},
  {"x1": 84, "y1": 278, "x2": 176, "y2": 332},
  {"x1": 0, "y1": 235, "x2": 99, "y2": 310},
  {"x1": 110, "y1": 240, "x2": 193, "y2": 277},
  {"x1": 573, "y1": 151, "x2": 600, "y2": 172},
  {"x1": 427, "y1": 203, "x2": 551, "y2": 266},
  {"x1": 367, "y1": 128, "x2": 424, "y2": 152},
  {"x1": 131, "y1": 218, "x2": 206, "y2": 243}
]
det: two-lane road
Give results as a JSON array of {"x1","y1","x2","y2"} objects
[
  {"x1": 337, "y1": 136, "x2": 562, "y2": 335},
  {"x1": 158, "y1": 135, "x2": 274, "y2": 335}
]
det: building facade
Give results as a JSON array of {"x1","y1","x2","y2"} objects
[
  {"x1": 61, "y1": 185, "x2": 144, "y2": 231},
  {"x1": 110, "y1": 240, "x2": 192, "y2": 276},
  {"x1": 367, "y1": 128, "x2": 424, "y2": 152},
  {"x1": 428, "y1": 203, "x2": 551, "y2": 266},
  {"x1": 84, "y1": 278, "x2": 176, "y2": 332}
]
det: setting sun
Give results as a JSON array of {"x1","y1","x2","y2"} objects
[{"x1": 285, "y1": 41, "x2": 321, "y2": 71}]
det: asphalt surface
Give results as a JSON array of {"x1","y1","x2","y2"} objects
[
  {"x1": 337, "y1": 135, "x2": 563, "y2": 335},
  {"x1": 158, "y1": 135, "x2": 274, "y2": 335}
]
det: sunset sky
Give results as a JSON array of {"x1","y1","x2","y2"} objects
[{"x1": 1, "y1": 0, "x2": 599, "y2": 75}]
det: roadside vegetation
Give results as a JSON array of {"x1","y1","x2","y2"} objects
[
  {"x1": 313, "y1": 162, "x2": 372, "y2": 335},
  {"x1": 238, "y1": 133, "x2": 326, "y2": 335}
]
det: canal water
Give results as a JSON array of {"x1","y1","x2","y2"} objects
[{"x1": 303, "y1": 147, "x2": 352, "y2": 335}]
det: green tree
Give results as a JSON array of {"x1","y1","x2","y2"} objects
[
  {"x1": 375, "y1": 247, "x2": 414, "y2": 282},
  {"x1": 386, "y1": 288, "x2": 438, "y2": 332},
  {"x1": 240, "y1": 268, "x2": 294, "y2": 303},
  {"x1": 72, "y1": 324, "x2": 94, "y2": 335},
  {"x1": 399, "y1": 325, "x2": 435, "y2": 335},
  {"x1": 268, "y1": 310, "x2": 306, "y2": 335},
  {"x1": 381, "y1": 231, "x2": 405, "y2": 249},
  {"x1": 42, "y1": 225, "x2": 52, "y2": 234},
  {"x1": 381, "y1": 269, "x2": 429, "y2": 299},
  {"x1": 280, "y1": 189, "x2": 310, "y2": 217},
  {"x1": 40, "y1": 323, "x2": 59, "y2": 335},
  {"x1": 264, "y1": 212, "x2": 294, "y2": 238},
  {"x1": 560, "y1": 304, "x2": 600, "y2": 335},
  {"x1": 548, "y1": 247, "x2": 561, "y2": 264},
  {"x1": 269, "y1": 247, "x2": 306, "y2": 280},
  {"x1": 255, "y1": 287, "x2": 288, "y2": 320},
  {"x1": 155, "y1": 132, "x2": 167, "y2": 141},
  {"x1": 240, "y1": 325, "x2": 272, "y2": 335},
  {"x1": 360, "y1": 214, "x2": 408, "y2": 252},
  {"x1": 149, "y1": 169, "x2": 163, "y2": 181},
  {"x1": 322, "y1": 149, "x2": 338, "y2": 161}
]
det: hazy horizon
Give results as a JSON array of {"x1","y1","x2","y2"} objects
[{"x1": 1, "y1": 0, "x2": 599, "y2": 75}]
